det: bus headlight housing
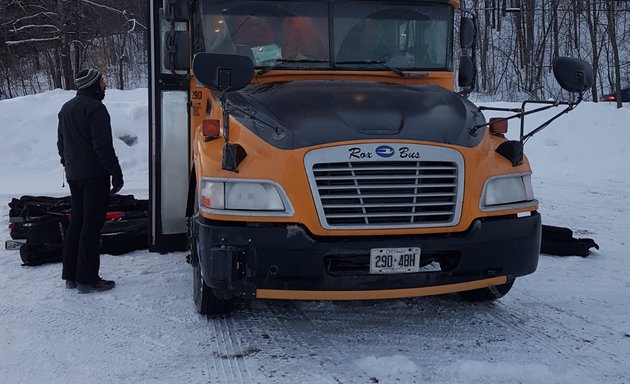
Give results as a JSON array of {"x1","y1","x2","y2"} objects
[
  {"x1": 199, "y1": 178, "x2": 294, "y2": 216},
  {"x1": 481, "y1": 173, "x2": 536, "y2": 210}
]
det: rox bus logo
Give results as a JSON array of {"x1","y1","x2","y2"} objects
[{"x1": 348, "y1": 146, "x2": 422, "y2": 159}]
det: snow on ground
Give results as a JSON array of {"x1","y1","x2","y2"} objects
[
  {"x1": 0, "y1": 89, "x2": 149, "y2": 198},
  {"x1": 0, "y1": 89, "x2": 629, "y2": 384}
]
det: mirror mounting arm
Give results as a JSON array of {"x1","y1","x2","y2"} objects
[
  {"x1": 219, "y1": 89, "x2": 244, "y2": 173},
  {"x1": 520, "y1": 98, "x2": 580, "y2": 143},
  {"x1": 218, "y1": 87, "x2": 248, "y2": 173},
  {"x1": 220, "y1": 89, "x2": 230, "y2": 143},
  {"x1": 471, "y1": 96, "x2": 582, "y2": 139},
  {"x1": 469, "y1": 103, "x2": 557, "y2": 136}
]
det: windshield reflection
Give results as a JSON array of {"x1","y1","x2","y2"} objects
[{"x1": 198, "y1": 0, "x2": 452, "y2": 71}]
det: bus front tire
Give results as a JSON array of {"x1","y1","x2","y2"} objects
[
  {"x1": 192, "y1": 251, "x2": 234, "y2": 315},
  {"x1": 459, "y1": 280, "x2": 515, "y2": 302}
]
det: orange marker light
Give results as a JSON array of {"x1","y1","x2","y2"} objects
[
  {"x1": 489, "y1": 118, "x2": 508, "y2": 134},
  {"x1": 202, "y1": 119, "x2": 221, "y2": 139}
]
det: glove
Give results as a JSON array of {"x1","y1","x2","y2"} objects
[{"x1": 111, "y1": 173, "x2": 124, "y2": 195}]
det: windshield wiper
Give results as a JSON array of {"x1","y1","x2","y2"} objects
[
  {"x1": 335, "y1": 60, "x2": 406, "y2": 78},
  {"x1": 257, "y1": 59, "x2": 328, "y2": 75},
  {"x1": 226, "y1": 101, "x2": 287, "y2": 140}
]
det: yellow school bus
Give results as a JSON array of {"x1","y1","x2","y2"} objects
[{"x1": 148, "y1": 0, "x2": 592, "y2": 313}]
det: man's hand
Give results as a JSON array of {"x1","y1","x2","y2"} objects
[{"x1": 111, "y1": 173, "x2": 124, "y2": 195}]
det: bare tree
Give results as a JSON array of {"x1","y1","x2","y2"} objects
[
  {"x1": 2, "y1": 0, "x2": 145, "y2": 92},
  {"x1": 605, "y1": 0, "x2": 623, "y2": 107},
  {"x1": 1, "y1": 0, "x2": 629, "y2": 100}
]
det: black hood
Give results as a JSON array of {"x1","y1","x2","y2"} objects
[{"x1": 226, "y1": 80, "x2": 486, "y2": 150}]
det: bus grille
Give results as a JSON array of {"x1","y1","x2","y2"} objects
[{"x1": 311, "y1": 161, "x2": 460, "y2": 228}]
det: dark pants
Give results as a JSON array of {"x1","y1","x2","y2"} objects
[{"x1": 62, "y1": 177, "x2": 110, "y2": 284}]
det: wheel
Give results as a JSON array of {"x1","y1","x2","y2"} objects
[
  {"x1": 189, "y1": 200, "x2": 233, "y2": 315},
  {"x1": 190, "y1": 227, "x2": 234, "y2": 315},
  {"x1": 459, "y1": 280, "x2": 515, "y2": 302}
]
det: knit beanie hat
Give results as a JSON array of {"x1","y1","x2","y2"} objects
[{"x1": 75, "y1": 68, "x2": 102, "y2": 90}]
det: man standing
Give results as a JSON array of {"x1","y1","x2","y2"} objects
[{"x1": 57, "y1": 68, "x2": 124, "y2": 293}]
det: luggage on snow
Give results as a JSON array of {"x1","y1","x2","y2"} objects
[{"x1": 6, "y1": 195, "x2": 148, "y2": 266}]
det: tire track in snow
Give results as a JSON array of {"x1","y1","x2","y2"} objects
[
  {"x1": 207, "y1": 313, "x2": 251, "y2": 383},
  {"x1": 265, "y1": 300, "x2": 372, "y2": 383},
  {"x1": 511, "y1": 290, "x2": 628, "y2": 370},
  {"x1": 481, "y1": 300, "x2": 603, "y2": 380}
]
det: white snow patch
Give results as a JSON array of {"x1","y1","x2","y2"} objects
[
  {"x1": 355, "y1": 354, "x2": 418, "y2": 377},
  {"x1": 456, "y1": 360, "x2": 576, "y2": 383}
]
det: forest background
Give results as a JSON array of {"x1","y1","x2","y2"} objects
[{"x1": 1, "y1": 0, "x2": 629, "y2": 104}]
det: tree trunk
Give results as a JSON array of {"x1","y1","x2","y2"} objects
[
  {"x1": 605, "y1": 0, "x2": 622, "y2": 108},
  {"x1": 57, "y1": 0, "x2": 74, "y2": 89},
  {"x1": 585, "y1": 0, "x2": 600, "y2": 102},
  {"x1": 59, "y1": 39, "x2": 74, "y2": 90},
  {"x1": 118, "y1": 32, "x2": 129, "y2": 90},
  {"x1": 47, "y1": 49, "x2": 63, "y2": 90},
  {"x1": 552, "y1": 0, "x2": 559, "y2": 59},
  {"x1": 4, "y1": 72, "x2": 13, "y2": 98},
  {"x1": 480, "y1": 0, "x2": 491, "y2": 92},
  {"x1": 524, "y1": 1, "x2": 535, "y2": 96}
]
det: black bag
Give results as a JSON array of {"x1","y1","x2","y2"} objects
[
  {"x1": 9, "y1": 195, "x2": 71, "y2": 220},
  {"x1": 101, "y1": 218, "x2": 148, "y2": 256},
  {"x1": 9, "y1": 221, "x2": 32, "y2": 240},
  {"x1": 541, "y1": 225, "x2": 599, "y2": 257},
  {"x1": 8, "y1": 195, "x2": 149, "y2": 265},
  {"x1": 107, "y1": 194, "x2": 149, "y2": 212},
  {"x1": 8, "y1": 194, "x2": 144, "y2": 222},
  {"x1": 19, "y1": 215, "x2": 68, "y2": 266}
]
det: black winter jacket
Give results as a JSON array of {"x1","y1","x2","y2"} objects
[{"x1": 57, "y1": 90, "x2": 123, "y2": 182}]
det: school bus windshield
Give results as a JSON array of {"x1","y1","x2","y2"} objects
[{"x1": 196, "y1": 0, "x2": 453, "y2": 71}]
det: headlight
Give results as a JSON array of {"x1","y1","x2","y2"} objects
[
  {"x1": 199, "y1": 178, "x2": 293, "y2": 216},
  {"x1": 481, "y1": 173, "x2": 536, "y2": 210}
]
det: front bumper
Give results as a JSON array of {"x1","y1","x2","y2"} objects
[{"x1": 194, "y1": 212, "x2": 541, "y2": 300}]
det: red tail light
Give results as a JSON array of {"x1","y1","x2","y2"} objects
[
  {"x1": 9, "y1": 223, "x2": 16, "y2": 230},
  {"x1": 105, "y1": 212, "x2": 124, "y2": 220},
  {"x1": 605, "y1": 95, "x2": 616, "y2": 101}
]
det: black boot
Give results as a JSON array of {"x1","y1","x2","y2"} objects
[{"x1": 77, "y1": 278, "x2": 115, "y2": 294}]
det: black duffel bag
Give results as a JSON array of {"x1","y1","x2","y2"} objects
[
  {"x1": 9, "y1": 195, "x2": 149, "y2": 266},
  {"x1": 19, "y1": 214, "x2": 68, "y2": 266},
  {"x1": 541, "y1": 225, "x2": 599, "y2": 257}
]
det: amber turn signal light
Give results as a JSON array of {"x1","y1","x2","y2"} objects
[
  {"x1": 489, "y1": 118, "x2": 508, "y2": 134},
  {"x1": 202, "y1": 119, "x2": 221, "y2": 140}
]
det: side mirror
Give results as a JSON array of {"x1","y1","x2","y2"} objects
[
  {"x1": 192, "y1": 53, "x2": 254, "y2": 91},
  {"x1": 460, "y1": 17, "x2": 475, "y2": 50},
  {"x1": 552, "y1": 57, "x2": 593, "y2": 93},
  {"x1": 458, "y1": 55, "x2": 474, "y2": 90},
  {"x1": 164, "y1": 0, "x2": 189, "y2": 22},
  {"x1": 163, "y1": 31, "x2": 190, "y2": 71}
]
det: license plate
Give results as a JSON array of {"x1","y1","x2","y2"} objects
[
  {"x1": 369, "y1": 247, "x2": 421, "y2": 274},
  {"x1": 5, "y1": 240, "x2": 25, "y2": 250}
]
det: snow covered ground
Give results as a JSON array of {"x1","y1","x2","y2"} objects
[{"x1": 0, "y1": 89, "x2": 629, "y2": 384}]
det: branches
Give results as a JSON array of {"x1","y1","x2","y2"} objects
[
  {"x1": 125, "y1": 18, "x2": 147, "y2": 32},
  {"x1": 80, "y1": 0, "x2": 128, "y2": 16},
  {"x1": 6, "y1": 36, "x2": 60, "y2": 45},
  {"x1": 9, "y1": 24, "x2": 60, "y2": 33},
  {"x1": 79, "y1": 0, "x2": 147, "y2": 30},
  {"x1": 471, "y1": 0, "x2": 630, "y2": 101},
  {"x1": 1, "y1": 12, "x2": 57, "y2": 27}
]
